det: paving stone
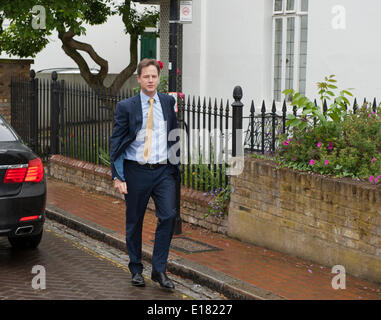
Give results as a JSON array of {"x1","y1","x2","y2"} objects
[{"x1": 45, "y1": 177, "x2": 381, "y2": 300}]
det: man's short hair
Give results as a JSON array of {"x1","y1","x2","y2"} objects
[{"x1": 137, "y1": 59, "x2": 161, "y2": 76}]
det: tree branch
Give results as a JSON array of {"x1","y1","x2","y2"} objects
[{"x1": 58, "y1": 29, "x2": 109, "y2": 89}]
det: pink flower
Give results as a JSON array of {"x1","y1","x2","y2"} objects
[
  {"x1": 317, "y1": 142, "x2": 322, "y2": 148},
  {"x1": 309, "y1": 159, "x2": 315, "y2": 166},
  {"x1": 369, "y1": 176, "x2": 374, "y2": 183},
  {"x1": 157, "y1": 60, "x2": 163, "y2": 70},
  {"x1": 324, "y1": 160, "x2": 329, "y2": 166},
  {"x1": 328, "y1": 142, "x2": 333, "y2": 150},
  {"x1": 178, "y1": 92, "x2": 185, "y2": 99},
  {"x1": 371, "y1": 157, "x2": 376, "y2": 163},
  {"x1": 375, "y1": 175, "x2": 381, "y2": 184},
  {"x1": 283, "y1": 141, "x2": 289, "y2": 146}
]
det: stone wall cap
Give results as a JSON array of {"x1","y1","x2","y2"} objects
[
  {"x1": 0, "y1": 58, "x2": 34, "y2": 64},
  {"x1": 49, "y1": 155, "x2": 111, "y2": 177}
]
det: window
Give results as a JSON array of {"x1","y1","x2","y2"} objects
[
  {"x1": 274, "y1": 0, "x2": 283, "y2": 13},
  {"x1": 0, "y1": 118, "x2": 17, "y2": 142},
  {"x1": 286, "y1": 0, "x2": 295, "y2": 12},
  {"x1": 272, "y1": 0, "x2": 308, "y2": 101}
]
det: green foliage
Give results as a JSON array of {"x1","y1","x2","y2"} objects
[
  {"x1": 98, "y1": 146, "x2": 110, "y2": 167},
  {"x1": 279, "y1": 77, "x2": 381, "y2": 182},
  {"x1": 61, "y1": 129, "x2": 110, "y2": 166},
  {"x1": 185, "y1": 149, "x2": 230, "y2": 218},
  {"x1": 157, "y1": 75, "x2": 168, "y2": 94},
  {"x1": 117, "y1": 1, "x2": 159, "y2": 35},
  {"x1": 283, "y1": 75, "x2": 353, "y2": 131}
]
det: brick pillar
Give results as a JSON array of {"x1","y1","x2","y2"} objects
[{"x1": 0, "y1": 59, "x2": 34, "y2": 123}]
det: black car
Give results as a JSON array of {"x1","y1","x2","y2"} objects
[{"x1": 0, "y1": 115, "x2": 46, "y2": 249}]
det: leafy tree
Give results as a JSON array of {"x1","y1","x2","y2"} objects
[{"x1": 0, "y1": 0, "x2": 159, "y2": 94}]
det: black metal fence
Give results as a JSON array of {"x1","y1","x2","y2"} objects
[
  {"x1": 242, "y1": 96, "x2": 379, "y2": 154},
  {"x1": 11, "y1": 71, "x2": 135, "y2": 163},
  {"x1": 177, "y1": 94, "x2": 232, "y2": 192},
  {"x1": 10, "y1": 71, "x2": 379, "y2": 192}
]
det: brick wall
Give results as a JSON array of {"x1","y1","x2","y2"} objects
[
  {"x1": 228, "y1": 157, "x2": 381, "y2": 283},
  {"x1": 48, "y1": 155, "x2": 227, "y2": 234},
  {"x1": 0, "y1": 59, "x2": 34, "y2": 123}
]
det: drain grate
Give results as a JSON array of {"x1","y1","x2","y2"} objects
[
  {"x1": 169, "y1": 236, "x2": 223, "y2": 254},
  {"x1": 151, "y1": 236, "x2": 222, "y2": 254}
]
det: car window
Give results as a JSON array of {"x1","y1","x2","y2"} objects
[{"x1": 0, "y1": 119, "x2": 17, "y2": 142}]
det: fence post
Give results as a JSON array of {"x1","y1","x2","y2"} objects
[
  {"x1": 261, "y1": 101, "x2": 266, "y2": 154},
  {"x1": 250, "y1": 101, "x2": 255, "y2": 152},
  {"x1": 353, "y1": 98, "x2": 358, "y2": 114},
  {"x1": 282, "y1": 100, "x2": 287, "y2": 134},
  {"x1": 50, "y1": 71, "x2": 60, "y2": 155},
  {"x1": 271, "y1": 100, "x2": 276, "y2": 152},
  {"x1": 29, "y1": 70, "x2": 38, "y2": 154},
  {"x1": 59, "y1": 79, "x2": 65, "y2": 156},
  {"x1": 232, "y1": 86, "x2": 244, "y2": 158}
]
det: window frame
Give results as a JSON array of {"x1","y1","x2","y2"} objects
[
  {"x1": 271, "y1": 0, "x2": 308, "y2": 102},
  {"x1": 285, "y1": 0, "x2": 296, "y2": 14},
  {"x1": 273, "y1": 0, "x2": 284, "y2": 14}
]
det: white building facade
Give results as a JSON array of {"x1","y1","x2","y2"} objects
[{"x1": 181, "y1": 0, "x2": 381, "y2": 110}]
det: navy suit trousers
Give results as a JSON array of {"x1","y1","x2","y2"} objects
[{"x1": 123, "y1": 160, "x2": 177, "y2": 274}]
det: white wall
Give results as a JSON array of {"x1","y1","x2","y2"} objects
[
  {"x1": 182, "y1": 0, "x2": 273, "y2": 109},
  {"x1": 182, "y1": 0, "x2": 381, "y2": 111},
  {"x1": 306, "y1": 0, "x2": 381, "y2": 102}
]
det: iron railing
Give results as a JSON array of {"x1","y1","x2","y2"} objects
[{"x1": 10, "y1": 71, "x2": 379, "y2": 192}]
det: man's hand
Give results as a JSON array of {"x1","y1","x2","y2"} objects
[{"x1": 114, "y1": 179, "x2": 128, "y2": 194}]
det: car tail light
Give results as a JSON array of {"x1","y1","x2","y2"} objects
[
  {"x1": 3, "y1": 158, "x2": 44, "y2": 184},
  {"x1": 3, "y1": 167, "x2": 27, "y2": 183},
  {"x1": 20, "y1": 215, "x2": 40, "y2": 222},
  {"x1": 24, "y1": 158, "x2": 44, "y2": 183}
]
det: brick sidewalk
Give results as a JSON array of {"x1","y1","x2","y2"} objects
[{"x1": 46, "y1": 177, "x2": 381, "y2": 300}]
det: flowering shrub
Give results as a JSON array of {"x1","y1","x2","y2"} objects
[
  {"x1": 278, "y1": 77, "x2": 381, "y2": 182},
  {"x1": 203, "y1": 186, "x2": 231, "y2": 219}
]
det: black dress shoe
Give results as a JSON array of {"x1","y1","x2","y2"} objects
[
  {"x1": 151, "y1": 271, "x2": 175, "y2": 289},
  {"x1": 131, "y1": 273, "x2": 145, "y2": 287}
]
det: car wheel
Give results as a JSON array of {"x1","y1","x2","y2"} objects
[{"x1": 8, "y1": 229, "x2": 43, "y2": 249}]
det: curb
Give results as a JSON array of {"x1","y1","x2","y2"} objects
[{"x1": 45, "y1": 204, "x2": 285, "y2": 300}]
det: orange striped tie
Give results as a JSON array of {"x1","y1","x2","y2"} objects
[{"x1": 143, "y1": 98, "x2": 154, "y2": 162}]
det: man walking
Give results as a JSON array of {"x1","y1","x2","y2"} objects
[{"x1": 110, "y1": 59, "x2": 179, "y2": 289}]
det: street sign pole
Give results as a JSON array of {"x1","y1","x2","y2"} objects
[{"x1": 169, "y1": 0, "x2": 182, "y2": 235}]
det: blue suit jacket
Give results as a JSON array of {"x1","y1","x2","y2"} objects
[{"x1": 109, "y1": 92, "x2": 180, "y2": 182}]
